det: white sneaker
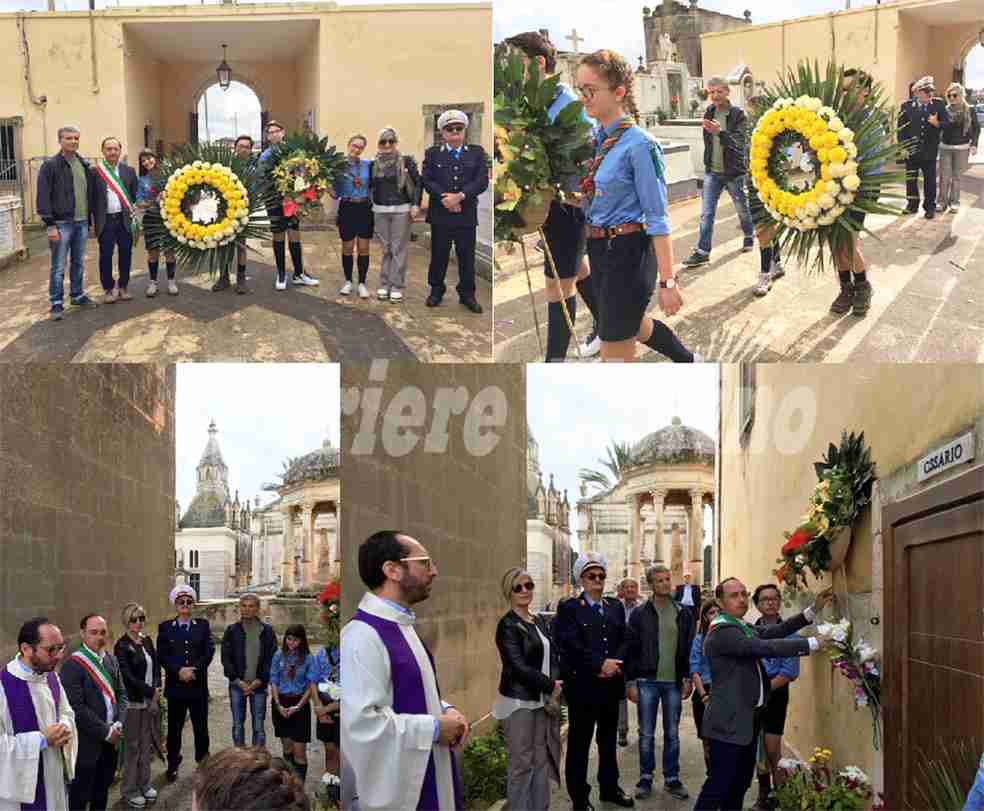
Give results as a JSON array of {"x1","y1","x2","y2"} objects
[
  {"x1": 358, "y1": 283, "x2": 370, "y2": 299},
  {"x1": 693, "y1": 352, "x2": 704, "y2": 363},
  {"x1": 754, "y1": 272, "x2": 772, "y2": 297},
  {"x1": 143, "y1": 787, "x2": 158, "y2": 800},
  {"x1": 579, "y1": 330, "x2": 602, "y2": 358},
  {"x1": 146, "y1": 281, "x2": 158, "y2": 298},
  {"x1": 292, "y1": 272, "x2": 320, "y2": 286},
  {"x1": 949, "y1": 205, "x2": 959, "y2": 213},
  {"x1": 389, "y1": 290, "x2": 404, "y2": 302},
  {"x1": 167, "y1": 280, "x2": 178, "y2": 296},
  {"x1": 126, "y1": 796, "x2": 147, "y2": 808},
  {"x1": 340, "y1": 281, "x2": 353, "y2": 296},
  {"x1": 377, "y1": 288, "x2": 389, "y2": 300},
  {"x1": 770, "y1": 260, "x2": 785, "y2": 281},
  {"x1": 275, "y1": 276, "x2": 287, "y2": 291}
]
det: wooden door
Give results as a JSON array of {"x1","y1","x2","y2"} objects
[{"x1": 884, "y1": 464, "x2": 984, "y2": 809}]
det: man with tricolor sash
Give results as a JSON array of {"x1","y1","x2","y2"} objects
[
  {"x1": 90, "y1": 137, "x2": 139, "y2": 304},
  {"x1": 693, "y1": 581, "x2": 835, "y2": 811},
  {"x1": 60, "y1": 614, "x2": 126, "y2": 811}
]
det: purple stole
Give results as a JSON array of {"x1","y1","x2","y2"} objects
[
  {"x1": 353, "y1": 609, "x2": 463, "y2": 811},
  {"x1": 0, "y1": 668, "x2": 62, "y2": 810}
]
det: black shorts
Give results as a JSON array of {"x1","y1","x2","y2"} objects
[
  {"x1": 541, "y1": 200, "x2": 586, "y2": 279},
  {"x1": 269, "y1": 203, "x2": 300, "y2": 234},
  {"x1": 272, "y1": 693, "x2": 311, "y2": 742},
  {"x1": 337, "y1": 199, "x2": 374, "y2": 241},
  {"x1": 585, "y1": 230, "x2": 656, "y2": 343},
  {"x1": 316, "y1": 707, "x2": 340, "y2": 746},
  {"x1": 692, "y1": 683, "x2": 711, "y2": 739},
  {"x1": 761, "y1": 684, "x2": 789, "y2": 736}
]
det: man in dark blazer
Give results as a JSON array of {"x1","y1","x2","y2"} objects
[
  {"x1": 89, "y1": 136, "x2": 139, "y2": 302},
  {"x1": 220, "y1": 592, "x2": 277, "y2": 747},
  {"x1": 673, "y1": 573, "x2": 703, "y2": 613},
  {"x1": 421, "y1": 109, "x2": 489, "y2": 314},
  {"x1": 157, "y1": 585, "x2": 215, "y2": 781},
  {"x1": 554, "y1": 552, "x2": 634, "y2": 809},
  {"x1": 61, "y1": 614, "x2": 127, "y2": 810},
  {"x1": 693, "y1": 580, "x2": 835, "y2": 811},
  {"x1": 898, "y1": 76, "x2": 949, "y2": 219}
]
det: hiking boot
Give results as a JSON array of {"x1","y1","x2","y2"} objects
[
  {"x1": 681, "y1": 250, "x2": 710, "y2": 268},
  {"x1": 829, "y1": 284, "x2": 854, "y2": 314},
  {"x1": 665, "y1": 780, "x2": 689, "y2": 800},
  {"x1": 852, "y1": 280, "x2": 872, "y2": 317},
  {"x1": 742, "y1": 236, "x2": 755, "y2": 252},
  {"x1": 754, "y1": 272, "x2": 772, "y2": 297}
]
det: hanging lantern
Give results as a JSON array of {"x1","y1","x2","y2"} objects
[{"x1": 216, "y1": 44, "x2": 232, "y2": 91}]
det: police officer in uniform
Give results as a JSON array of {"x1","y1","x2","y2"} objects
[
  {"x1": 898, "y1": 75, "x2": 949, "y2": 219},
  {"x1": 554, "y1": 553, "x2": 635, "y2": 810},
  {"x1": 421, "y1": 110, "x2": 489, "y2": 314},
  {"x1": 157, "y1": 585, "x2": 215, "y2": 781}
]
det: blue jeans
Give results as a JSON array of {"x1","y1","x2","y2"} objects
[
  {"x1": 697, "y1": 172, "x2": 754, "y2": 255},
  {"x1": 964, "y1": 755, "x2": 984, "y2": 811},
  {"x1": 637, "y1": 680, "x2": 682, "y2": 783},
  {"x1": 229, "y1": 683, "x2": 267, "y2": 747},
  {"x1": 49, "y1": 220, "x2": 88, "y2": 307}
]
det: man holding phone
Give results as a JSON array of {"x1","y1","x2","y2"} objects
[{"x1": 554, "y1": 552, "x2": 634, "y2": 810}]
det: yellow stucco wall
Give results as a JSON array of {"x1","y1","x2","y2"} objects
[
  {"x1": 719, "y1": 363, "x2": 984, "y2": 776},
  {"x1": 296, "y1": 28, "x2": 319, "y2": 134},
  {"x1": 123, "y1": 28, "x2": 161, "y2": 164}
]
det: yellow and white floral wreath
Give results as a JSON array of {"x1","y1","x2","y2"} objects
[{"x1": 162, "y1": 161, "x2": 251, "y2": 250}]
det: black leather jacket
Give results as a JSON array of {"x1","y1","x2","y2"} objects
[
  {"x1": 113, "y1": 634, "x2": 161, "y2": 702},
  {"x1": 495, "y1": 610, "x2": 558, "y2": 701}
]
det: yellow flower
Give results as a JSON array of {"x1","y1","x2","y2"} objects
[{"x1": 818, "y1": 148, "x2": 830, "y2": 164}]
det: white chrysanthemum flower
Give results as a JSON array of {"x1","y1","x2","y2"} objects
[
  {"x1": 192, "y1": 161, "x2": 202, "y2": 168},
  {"x1": 846, "y1": 143, "x2": 859, "y2": 159},
  {"x1": 818, "y1": 214, "x2": 835, "y2": 226},
  {"x1": 838, "y1": 193, "x2": 855, "y2": 205},
  {"x1": 818, "y1": 193, "x2": 836, "y2": 210},
  {"x1": 840, "y1": 766, "x2": 870, "y2": 785},
  {"x1": 805, "y1": 201, "x2": 820, "y2": 217},
  {"x1": 818, "y1": 106, "x2": 836, "y2": 119},
  {"x1": 795, "y1": 96, "x2": 809, "y2": 108},
  {"x1": 843, "y1": 174, "x2": 861, "y2": 191},
  {"x1": 828, "y1": 117, "x2": 844, "y2": 132},
  {"x1": 817, "y1": 622, "x2": 833, "y2": 636},
  {"x1": 838, "y1": 128, "x2": 855, "y2": 143},
  {"x1": 831, "y1": 206, "x2": 846, "y2": 218},
  {"x1": 177, "y1": 236, "x2": 188, "y2": 244},
  {"x1": 828, "y1": 162, "x2": 848, "y2": 179},
  {"x1": 826, "y1": 180, "x2": 841, "y2": 195}
]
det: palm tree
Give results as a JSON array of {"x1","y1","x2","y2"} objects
[{"x1": 578, "y1": 440, "x2": 638, "y2": 493}]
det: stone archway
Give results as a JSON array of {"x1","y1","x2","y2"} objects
[
  {"x1": 955, "y1": 35, "x2": 983, "y2": 86},
  {"x1": 190, "y1": 72, "x2": 266, "y2": 146}
]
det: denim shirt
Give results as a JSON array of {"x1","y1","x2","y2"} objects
[
  {"x1": 585, "y1": 123, "x2": 671, "y2": 236},
  {"x1": 755, "y1": 618, "x2": 801, "y2": 681},
  {"x1": 334, "y1": 159, "x2": 371, "y2": 200},
  {"x1": 313, "y1": 646, "x2": 340, "y2": 684},
  {"x1": 689, "y1": 632, "x2": 712, "y2": 685},
  {"x1": 270, "y1": 650, "x2": 316, "y2": 695},
  {"x1": 136, "y1": 174, "x2": 161, "y2": 204}
]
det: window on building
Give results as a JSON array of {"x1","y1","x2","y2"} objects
[
  {"x1": 189, "y1": 572, "x2": 201, "y2": 598},
  {"x1": 738, "y1": 363, "x2": 756, "y2": 442},
  {"x1": 189, "y1": 549, "x2": 199, "y2": 568}
]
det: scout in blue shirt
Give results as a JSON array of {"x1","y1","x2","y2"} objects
[
  {"x1": 270, "y1": 623, "x2": 316, "y2": 782},
  {"x1": 752, "y1": 584, "x2": 801, "y2": 807},
  {"x1": 136, "y1": 150, "x2": 178, "y2": 298},
  {"x1": 210, "y1": 134, "x2": 256, "y2": 294},
  {"x1": 504, "y1": 31, "x2": 602, "y2": 362},
  {"x1": 312, "y1": 644, "x2": 341, "y2": 776},
  {"x1": 577, "y1": 49, "x2": 697, "y2": 363},
  {"x1": 332, "y1": 134, "x2": 374, "y2": 298}
]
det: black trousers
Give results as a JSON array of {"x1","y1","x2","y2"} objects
[
  {"x1": 906, "y1": 157, "x2": 937, "y2": 212},
  {"x1": 69, "y1": 741, "x2": 118, "y2": 810},
  {"x1": 565, "y1": 692, "x2": 620, "y2": 806},
  {"x1": 694, "y1": 717, "x2": 761, "y2": 810},
  {"x1": 428, "y1": 224, "x2": 476, "y2": 299},
  {"x1": 166, "y1": 692, "x2": 210, "y2": 770},
  {"x1": 98, "y1": 212, "x2": 133, "y2": 291}
]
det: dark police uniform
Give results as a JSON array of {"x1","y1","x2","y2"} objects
[
  {"x1": 898, "y1": 96, "x2": 949, "y2": 213},
  {"x1": 421, "y1": 142, "x2": 489, "y2": 305},
  {"x1": 554, "y1": 591, "x2": 630, "y2": 809},
  {"x1": 157, "y1": 616, "x2": 215, "y2": 775}
]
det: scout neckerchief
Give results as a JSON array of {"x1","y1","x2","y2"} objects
[
  {"x1": 94, "y1": 159, "x2": 135, "y2": 215},
  {"x1": 70, "y1": 645, "x2": 117, "y2": 707},
  {"x1": 580, "y1": 116, "x2": 635, "y2": 203}
]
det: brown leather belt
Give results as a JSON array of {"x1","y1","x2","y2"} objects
[{"x1": 585, "y1": 222, "x2": 644, "y2": 240}]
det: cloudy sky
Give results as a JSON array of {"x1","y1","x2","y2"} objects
[
  {"x1": 527, "y1": 364, "x2": 719, "y2": 543},
  {"x1": 494, "y1": 0, "x2": 984, "y2": 89},
  {"x1": 175, "y1": 364, "x2": 340, "y2": 514},
  {"x1": 197, "y1": 81, "x2": 261, "y2": 144},
  {"x1": 3, "y1": 0, "x2": 482, "y2": 8}
]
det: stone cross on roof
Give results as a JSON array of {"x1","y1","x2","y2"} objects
[{"x1": 567, "y1": 28, "x2": 583, "y2": 56}]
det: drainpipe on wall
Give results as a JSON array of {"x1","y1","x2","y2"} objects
[
  {"x1": 16, "y1": 14, "x2": 48, "y2": 151},
  {"x1": 715, "y1": 363, "x2": 723, "y2": 588},
  {"x1": 830, "y1": 13, "x2": 836, "y2": 67},
  {"x1": 89, "y1": 0, "x2": 100, "y2": 95}
]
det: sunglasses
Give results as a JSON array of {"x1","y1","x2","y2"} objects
[
  {"x1": 947, "y1": 93, "x2": 959, "y2": 98},
  {"x1": 583, "y1": 571, "x2": 606, "y2": 582},
  {"x1": 378, "y1": 139, "x2": 397, "y2": 145},
  {"x1": 176, "y1": 599, "x2": 194, "y2": 606},
  {"x1": 443, "y1": 125, "x2": 465, "y2": 133},
  {"x1": 512, "y1": 581, "x2": 535, "y2": 594},
  {"x1": 130, "y1": 615, "x2": 147, "y2": 623}
]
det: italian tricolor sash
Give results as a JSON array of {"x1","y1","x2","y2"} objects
[
  {"x1": 706, "y1": 613, "x2": 755, "y2": 641},
  {"x1": 95, "y1": 159, "x2": 134, "y2": 214},
  {"x1": 71, "y1": 646, "x2": 116, "y2": 706}
]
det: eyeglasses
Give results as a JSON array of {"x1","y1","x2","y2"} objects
[
  {"x1": 576, "y1": 85, "x2": 600, "y2": 100},
  {"x1": 35, "y1": 644, "x2": 65, "y2": 655},
  {"x1": 723, "y1": 590, "x2": 750, "y2": 599},
  {"x1": 583, "y1": 571, "x2": 606, "y2": 582},
  {"x1": 176, "y1": 599, "x2": 194, "y2": 606},
  {"x1": 513, "y1": 581, "x2": 535, "y2": 594},
  {"x1": 378, "y1": 139, "x2": 397, "y2": 145},
  {"x1": 130, "y1": 615, "x2": 147, "y2": 623},
  {"x1": 443, "y1": 125, "x2": 465, "y2": 133},
  {"x1": 758, "y1": 596, "x2": 780, "y2": 603},
  {"x1": 88, "y1": 629, "x2": 108, "y2": 636},
  {"x1": 401, "y1": 555, "x2": 436, "y2": 569}
]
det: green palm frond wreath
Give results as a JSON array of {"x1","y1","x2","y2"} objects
[
  {"x1": 747, "y1": 60, "x2": 917, "y2": 274},
  {"x1": 261, "y1": 131, "x2": 348, "y2": 215},
  {"x1": 143, "y1": 142, "x2": 272, "y2": 277}
]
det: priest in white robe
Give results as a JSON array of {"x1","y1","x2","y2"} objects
[
  {"x1": 342, "y1": 531, "x2": 469, "y2": 811},
  {"x1": 0, "y1": 618, "x2": 77, "y2": 811}
]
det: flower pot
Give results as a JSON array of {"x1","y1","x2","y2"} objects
[
  {"x1": 512, "y1": 188, "x2": 555, "y2": 240},
  {"x1": 827, "y1": 525, "x2": 852, "y2": 569}
]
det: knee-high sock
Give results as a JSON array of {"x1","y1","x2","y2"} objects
[
  {"x1": 545, "y1": 296, "x2": 577, "y2": 362},
  {"x1": 148, "y1": 260, "x2": 159, "y2": 281},
  {"x1": 273, "y1": 241, "x2": 287, "y2": 282},
  {"x1": 644, "y1": 319, "x2": 694, "y2": 362},
  {"x1": 288, "y1": 240, "x2": 303, "y2": 276},
  {"x1": 575, "y1": 275, "x2": 599, "y2": 325},
  {"x1": 165, "y1": 261, "x2": 176, "y2": 280},
  {"x1": 772, "y1": 241, "x2": 781, "y2": 265},
  {"x1": 837, "y1": 270, "x2": 852, "y2": 286},
  {"x1": 341, "y1": 254, "x2": 354, "y2": 282},
  {"x1": 759, "y1": 246, "x2": 773, "y2": 273},
  {"x1": 357, "y1": 255, "x2": 370, "y2": 284}
]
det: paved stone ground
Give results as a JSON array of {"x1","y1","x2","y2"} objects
[
  {"x1": 494, "y1": 163, "x2": 984, "y2": 364},
  {"x1": 547, "y1": 701, "x2": 729, "y2": 811},
  {"x1": 0, "y1": 227, "x2": 492, "y2": 363},
  {"x1": 104, "y1": 655, "x2": 330, "y2": 810}
]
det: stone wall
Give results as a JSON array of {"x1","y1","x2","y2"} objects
[
  {"x1": 643, "y1": 1, "x2": 751, "y2": 78},
  {"x1": 196, "y1": 596, "x2": 330, "y2": 644},
  {"x1": 341, "y1": 362, "x2": 526, "y2": 727},
  {"x1": 0, "y1": 365, "x2": 176, "y2": 651}
]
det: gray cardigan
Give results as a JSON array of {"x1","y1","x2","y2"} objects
[{"x1": 701, "y1": 612, "x2": 812, "y2": 745}]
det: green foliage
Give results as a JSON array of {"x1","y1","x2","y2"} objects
[
  {"x1": 914, "y1": 739, "x2": 981, "y2": 811},
  {"x1": 578, "y1": 440, "x2": 639, "y2": 493},
  {"x1": 461, "y1": 724, "x2": 508, "y2": 808},
  {"x1": 493, "y1": 46, "x2": 594, "y2": 242},
  {"x1": 774, "y1": 762, "x2": 871, "y2": 811},
  {"x1": 814, "y1": 431, "x2": 875, "y2": 514},
  {"x1": 263, "y1": 130, "x2": 349, "y2": 207}
]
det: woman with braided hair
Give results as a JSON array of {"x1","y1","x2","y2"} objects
[
  {"x1": 193, "y1": 746, "x2": 310, "y2": 810},
  {"x1": 577, "y1": 50, "x2": 698, "y2": 362}
]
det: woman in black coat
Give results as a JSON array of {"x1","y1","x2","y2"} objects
[
  {"x1": 114, "y1": 602, "x2": 162, "y2": 808},
  {"x1": 493, "y1": 568, "x2": 563, "y2": 811}
]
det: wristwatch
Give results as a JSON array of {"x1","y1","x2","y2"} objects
[{"x1": 659, "y1": 277, "x2": 678, "y2": 290}]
